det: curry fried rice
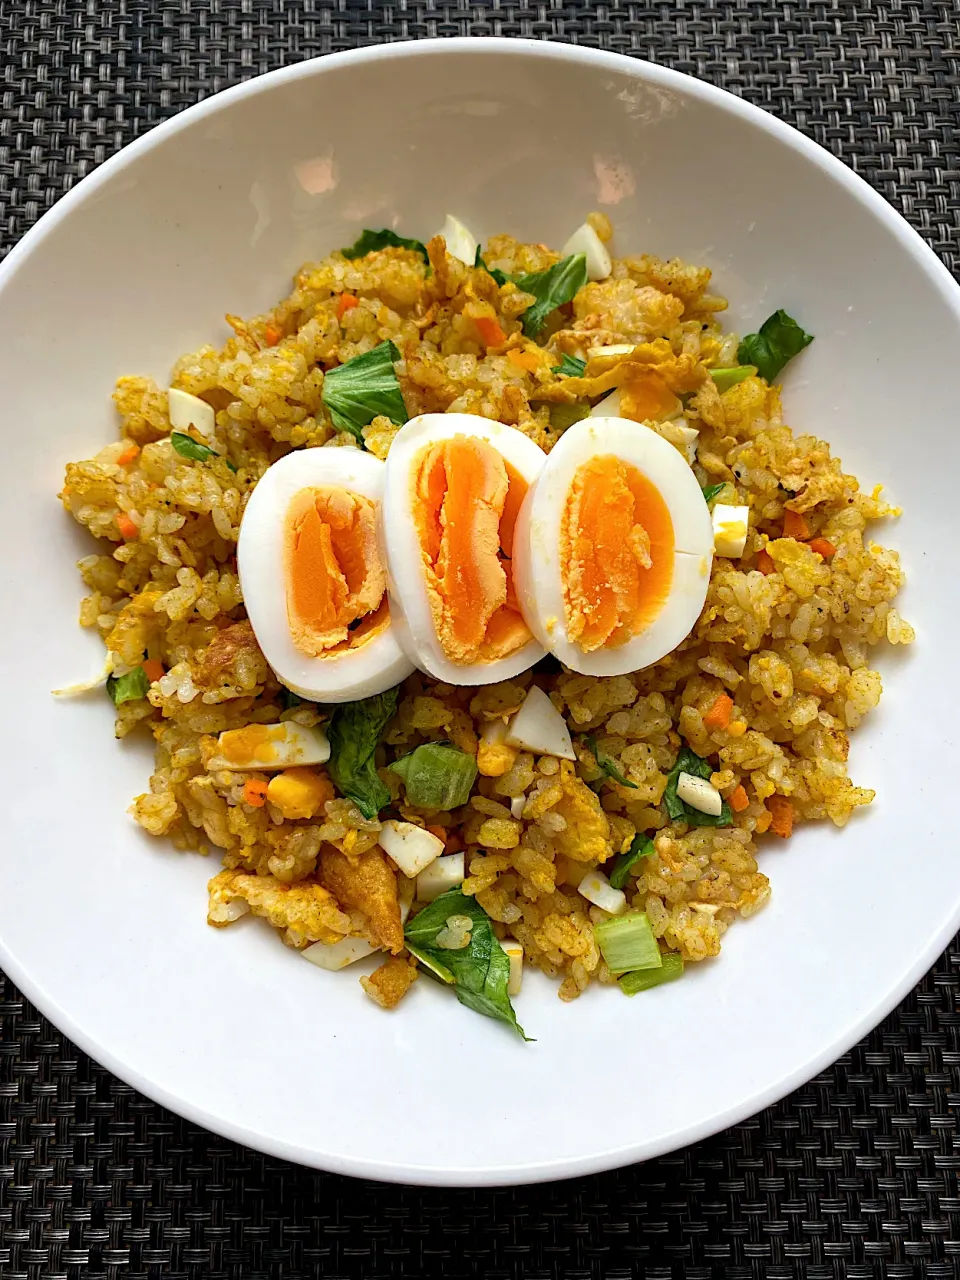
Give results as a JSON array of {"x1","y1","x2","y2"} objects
[{"x1": 59, "y1": 214, "x2": 913, "y2": 1027}]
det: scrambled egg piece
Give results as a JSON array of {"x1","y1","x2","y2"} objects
[
  {"x1": 206, "y1": 869, "x2": 350, "y2": 945},
  {"x1": 319, "y1": 846, "x2": 403, "y2": 954},
  {"x1": 105, "y1": 589, "x2": 164, "y2": 666},
  {"x1": 551, "y1": 761, "x2": 613, "y2": 863}
]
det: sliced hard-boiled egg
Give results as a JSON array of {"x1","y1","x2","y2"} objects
[
  {"x1": 237, "y1": 448, "x2": 414, "y2": 703},
  {"x1": 562, "y1": 223, "x2": 612, "y2": 282},
  {"x1": 209, "y1": 721, "x2": 330, "y2": 771},
  {"x1": 712, "y1": 503, "x2": 750, "y2": 558},
  {"x1": 381, "y1": 413, "x2": 547, "y2": 684},
  {"x1": 513, "y1": 417, "x2": 714, "y2": 676},
  {"x1": 439, "y1": 214, "x2": 478, "y2": 266},
  {"x1": 168, "y1": 387, "x2": 215, "y2": 440},
  {"x1": 303, "y1": 935, "x2": 379, "y2": 970}
]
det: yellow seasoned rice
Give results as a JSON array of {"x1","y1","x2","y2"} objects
[{"x1": 59, "y1": 219, "x2": 912, "y2": 1013}]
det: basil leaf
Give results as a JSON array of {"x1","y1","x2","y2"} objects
[
  {"x1": 278, "y1": 687, "x2": 302, "y2": 710},
  {"x1": 701, "y1": 483, "x2": 726, "y2": 505},
  {"x1": 170, "y1": 432, "x2": 237, "y2": 473},
  {"x1": 326, "y1": 687, "x2": 399, "y2": 819},
  {"x1": 321, "y1": 341, "x2": 409, "y2": 444},
  {"x1": 710, "y1": 366, "x2": 756, "y2": 393},
  {"x1": 513, "y1": 253, "x2": 588, "y2": 338},
  {"x1": 404, "y1": 889, "x2": 531, "y2": 1040},
  {"x1": 545, "y1": 402, "x2": 590, "y2": 432},
  {"x1": 663, "y1": 746, "x2": 732, "y2": 828},
  {"x1": 106, "y1": 666, "x2": 149, "y2": 706},
  {"x1": 585, "y1": 734, "x2": 638, "y2": 790},
  {"x1": 553, "y1": 353, "x2": 587, "y2": 378},
  {"x1": 608, "y1": 834, "x2": 654, "y2": 890},
  {"x1": 341, "y1": 228, "x2": 429, "y2": 268},
  {"x1": 737, "y1": 310, "x2": 813, "y2": 382},
  {"x1": 473, "y1": 246, "x2": 508, "y2": 287},
  {"x1": 389, "y1": 742, "x2": 478, "y2": 810}
]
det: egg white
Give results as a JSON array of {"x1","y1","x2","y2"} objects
[
  {"x1": 381, "y1": 413, "x2": 547, "y2": 685},
  {"x1": 512, "y1": 416, "x2": 714, "y2": 676},
  {"x1": 237, "y1": 447, "x2": 415, "y2": 703}
]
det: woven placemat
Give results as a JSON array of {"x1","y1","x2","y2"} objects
[{"x1": 2, "y1": 3, "x2": 959, "y2": 1275}]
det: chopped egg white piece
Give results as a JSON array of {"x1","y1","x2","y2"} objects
[
  {"x1": 378, "y1": 820, "x2": 445, "y2": 878},
  {"x1": 590, "y1": 388, "x2": 621, "y2": 417},
  {"x1": 577, "y1": 869, "x2": 627, "y2": 916},
  {"x1": 506, "y1": 685, "x2": 576, "y2": 760},
  {"x1": 676, "y1": 772, "x2": 723, "y2": 815},
  {"x1": 712, "y1": 503, "x2": 750, "y2": 558},
  {"x1": 302, "y1": 935, "x2": 379, "y2": 970},
  {"x1": 587, "y1": 343, "x2": 635, "y2": 359},
  {"x1": 501, "y1": 939, "x2": 524, "y2": 996},
  {"x1": 168, "y1": 387, "x2": 216, "y2": 440},
  {"x1": 510, "y1": 794, "x2": 527, "y2": 819},
  {"x1": 398, "y1": 874, "x2": 416, "y2": 925},
  {"x1": 562, "y1": 222, "x2": 612, "y2": 281},
  {"x1": 439, "y1": 214, "x2": 478, "y2": 266},
  {"x1": 416, "y1": 852, "x2": 465, "y2": 903},
  {"x1": 208, "y1": 721, "x2": 330, "y2": 771},
  {"x1": 661, "y1": 419, "x2": 700, "y2": 464}
]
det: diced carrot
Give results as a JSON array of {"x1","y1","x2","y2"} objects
[
  {"x1": 142, "y1": 658, "x2": 165, "y2": 683},
  {"x1": 264, "y1": 323, "x2": 282, "y2": 346},
  {"x1": 782, "y1": 509, "x2": 810, "y2": 540},
  {"x1": 729, "y1": 784, "x2": 749, "y2": 813},
  {"x1": 766, "y1": 794, "x2": 794, "y2": 839},
  {"x1": 703, "y1": 692, "x2": 734, "y2": 731},
  {"x1": 443, "y1": 831, "x2": 463, "y2": 854},
  {"x1": 243, "y1": 778, "x2": 269, "y2": 808},
  {"x1": 116, "y1": 513, "x2": 138, "y2": 539},
  {"x1": 508, "y1": 348, "x2": 540, "y2": 373},
  {"x1": 808, "y1": 537, "x2": 837, "y2": 559},
  {"x1": 756, "y1": 549, "x2": 776, "y2": 575},
  {"x1": 336, "y1": 293, "x2": 359, "y2": 321},
  {"x1": 475, "y1": 315, "x2": 507, "y2": 348},
  {"x1": 426, "y1": 825, "x2": 447, "y2": 843},
  {"x1": 117, "y1": 442, "x2": 140, "y2": 466}
]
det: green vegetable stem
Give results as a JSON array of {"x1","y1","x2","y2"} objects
[
  {"x1": 389, "y1": 742, "x2": 478, "y2": 811},
  {"x1": 619, "y1": 952, "x2": 684, "y2": 995},
  {"x1": 106, "y1": 666, "x2": 149, "y2": 706},
  {"x1": 594, "y1": 912, "x2": 662, "y2": 975}
]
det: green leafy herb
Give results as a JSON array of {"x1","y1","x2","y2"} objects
[
  {"x1": 545, "y1": 402, "x2": 590, "y2": 432},
  {"x1": 321, "y1": 341, "x2": 409, "y2": 444},
  {"x1": 513, "y1": 253, "x2": 588, "y2": 338},
  {"x1": 594, "y1": 912, "x2": 662, "y2": 975},
  {"x1": 619, "y1": 952, "x2": 684, "y2": 995},
  {"x1": 170, "y1": 432, "x2": 237, "y2": 473},
  {"x1": 737, "y1": 310, "x2": 813, "y2": 382},
  {"x1": 663, "y1": 746, "x2": 732, "y2": 828},
  {"x1": 341, "y1": 228, "x2": 430, "y2": 268},
  {"x1": 404, "y1": 889, "x2": 531, "y2": 1040},
  {"x1": 389, "y1": 742, "x2": 478, "y2": 811},
  {"x1": 473, "y1": 246, "x2": 508, "y2": 287},
  {"x1": 553, "y1": 353, "x2": 587, "y2": 378},
  {"x1": 106, "y1": 666, "x2": 149, "y2": 707},
  {"x1": 608, "y1": 834, "x2": 654, "y2": 890},
  {"x1": 710, "y1": 365, "x2": 756, "y2": 393},
  {"x1": 326, "y1": 687, "x2": 399, "y2": 819},
  {"x1": 584, "y1": 735, "x2": 638, "y2": 790},
  {"x1": 701, "y1": 483, "x2": 726, "y2": 505},
  {"x1": 278, "y1": 688, "x2": 303, "y2": 710}
]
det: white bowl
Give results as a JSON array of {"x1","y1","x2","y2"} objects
[{"x1": 1, "y1": 38, "x2": 957, "y2": 1187}]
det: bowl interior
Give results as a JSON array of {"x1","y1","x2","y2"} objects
[{"x1": 1, "y1": 40, "x2": 957, "y2": 1184}]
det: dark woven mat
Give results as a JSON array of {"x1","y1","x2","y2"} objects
[{"x1": 2, "y1": 3, "x2": 960, "y2": 1275}]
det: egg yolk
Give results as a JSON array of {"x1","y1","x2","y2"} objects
[
  {"x1": 412, "y1": 435, "x2": 532, "y2": 664},
  {"x1": 284, "y1": 486, "x2": 388, "y2": 657},
  {"x1": 560, "y1": 454, "x2": 674, "y2": 651}
]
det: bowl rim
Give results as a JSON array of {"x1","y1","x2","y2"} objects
[{"x1": 2, "y1": 36, "x2": 959, "y2": 1186}]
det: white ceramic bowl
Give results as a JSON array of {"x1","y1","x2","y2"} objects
[{"x1": 1, "y1": 39, "x2": 957, "y2": 1187}]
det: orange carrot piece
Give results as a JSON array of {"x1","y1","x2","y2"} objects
[
  {"x1": 782, "y1": 509, "x2": 810, "y2": 540},
  {"x1": 508, "y1": 348, "x2": 539, "y2": 373},
  {"x1": 766, "y1": 794, "x2": 794, "y2": 838},
  {"x1": 426, "y1": 825, "x2": 447, "y2": 843},
  {"x1": 729, "y1": 784, "x2": 749, "y2": 813},
  {"x1": 756, "y1": 549, "x2": 776, "y2": 575},
  {"x1": 475, "y1": 315, "x2": 507, "y2": 348},
  {"x1": 243, "y1": 778, "x2": 269, "y2": 808},
  {"x1": 264, "y1": 323, "x2": 282, "y2": 346},
  {"x1": 808, "y1": 537, "x2": 837, "y2": 559},
  {"x1": 141, "y1": 658, "x2": 165, "y2": 683},
  {"x1": 336, "y1": 293, "x2": 359, "y2": 321},
  {"x1": 117, "y1": 442, "x2": 140, "y2": 466},
  {"x1": 703, "y1": 692, "x2": 734, "y2": 731},
  {"x1": 116, "y1": 513, "x2": 138, "y2": 539}
]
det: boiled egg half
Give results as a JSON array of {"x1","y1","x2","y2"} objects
[
  {"x1": 513, "y1": 417, "x2": 714, "y2": 676},
  {"x1": 237, "y1": 448, "x2": 414, "y2": 702},
  {"x1": 381, "y1": 413, "x2": 547, "y2": 684}
]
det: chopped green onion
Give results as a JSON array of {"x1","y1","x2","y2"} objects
[
  {"x1": 584, "y1": 735, "x2": 638, "y2": 790},
  {"x1": 608, "y1": 834, "x2": 654, "y2": 890},
  {"x1": 701, "y1": 482, "x2": 726, "y2": 505},
  {"x1": 341, "y1": 228, "x2": 429, "y2": 268},
  {"x1": 553, "y1": 353, "x2": 587, "y2": 378},
  {"x1": 170, "y1": 432, "x2": 237, "y2": 473},
  {"x1": 389, "y1": 742, "x2": 478, "y2": 810},
  {"x1": 710, "y1": 366, "x2": 756, "y2": 393},
  {"x1": 106, "y1": 666, "x2": 149, "y2": 707},
  {"x1": 619, "y1": 952, "x2": 684, "y2": 994},
  {"x1": 664, "y1": 746, "x2": 732, "y2": 829},
  {"x1": 513, "y1": 254, "x2": 588, "y2": 338},
  {"x1": 594, "y1": 912, "x2": 662, "y2": 975},
  {"x1": 473, "y1": 246, "x2": 508, "y2": 286},
  {"x1": 320, "y1": 340, "x2": 408, "y2": 444},
  {"x1": 737, "y1": 310, "x2": 813, "y2": 382}
]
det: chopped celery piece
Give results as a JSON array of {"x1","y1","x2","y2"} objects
[
  {"x1": 710, "y1": 366, "x2": 756, "y2": 393},
  {"x1": 619, "y1": 953, "x2": 684, "y2": 995},
  {"x1": 389, "y1": 741, "x2": 478, "y2": 810},
  {"x1": 594, "y1": 911, "x2": 661, "y2": 975}
]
